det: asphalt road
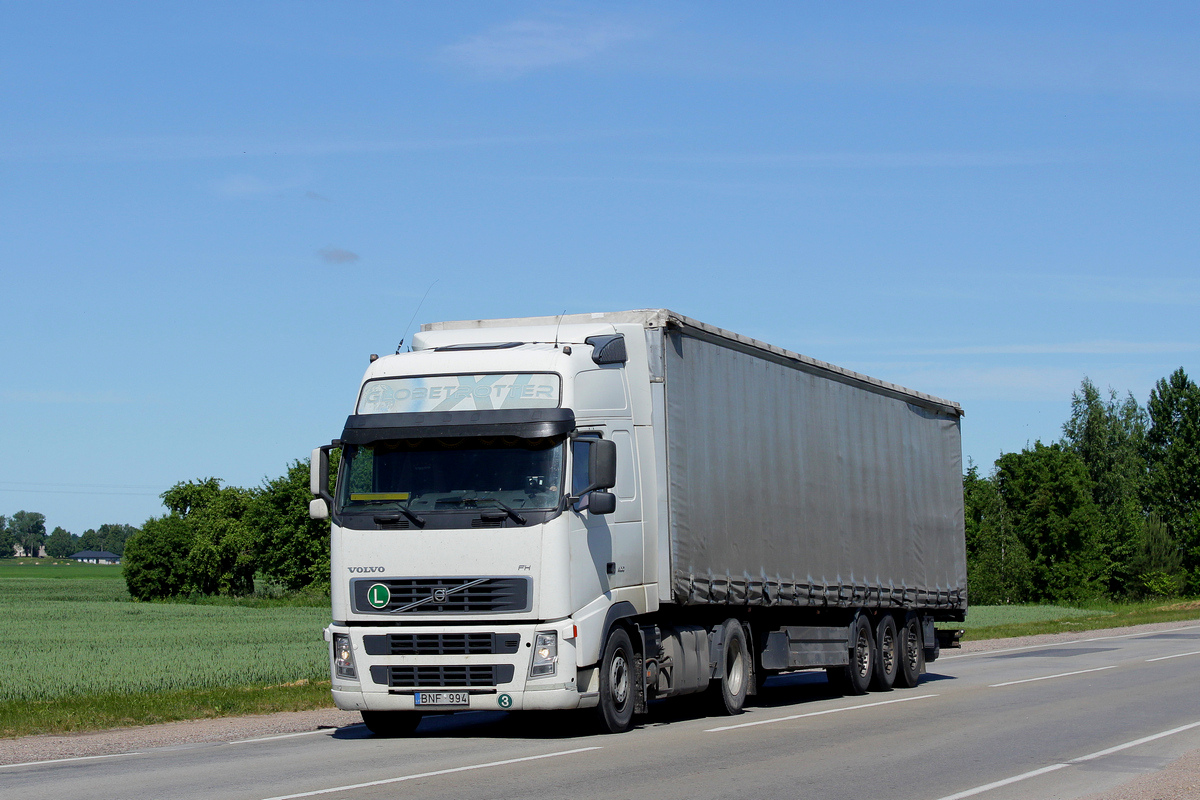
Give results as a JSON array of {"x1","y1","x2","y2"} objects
[{"x1": 6, "y1": 624, "x2": 1200, "y2": 800}]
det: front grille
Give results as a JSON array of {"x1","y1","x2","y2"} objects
[
  {"x1": 363, "y1": 633, "x2": 521, "y2": 656},
  {"x1": 370, "y1": 664, "x2": 515, "y2": 688},
  {"x1": 351, "y1": 577, "x2": 531, "y2": 614}
]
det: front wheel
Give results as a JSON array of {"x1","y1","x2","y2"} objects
[
  {"x1": 360, "y1": 710, "x2": 422, "y2": 737},
  {"x1": 595, "y1": 627, "x2": 636, "y2": 733}
]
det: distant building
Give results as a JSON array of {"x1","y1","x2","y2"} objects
[
  {"x1": 13, "y1": 544, "x2": 47, "y2": 558},
  {"x1": 69, "y1": 550, "x2": 121, "y2": 565}
]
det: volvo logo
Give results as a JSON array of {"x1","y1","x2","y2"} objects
[
  {"x1": 348, "y1": 566, "x2": 386, "y2": 573},
  {"x1": 433, "y1": 588, "x2": 449, "y2": 602}
]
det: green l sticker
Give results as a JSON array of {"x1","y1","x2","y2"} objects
[{"x1": 367, "y1": 583, "x2": 391, "y2": 609}]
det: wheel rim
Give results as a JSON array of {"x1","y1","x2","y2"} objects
[
  {"x1": 855, "y1": 629, "x2": 871, "y2": 678},
  {"x1": 905, "y1": 624, "x2": 920, "y2": 672},
  {"x1": 726, "y1": 640, "x2": 746, "y2": 695},
  {"x1": 882, "y1": 628, "x2": 895, "y2": 674},
  {"x1": 609, "y1": 649, "x2": 629, "y2": 707}
]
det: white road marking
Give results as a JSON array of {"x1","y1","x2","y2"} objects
[
  {"x1": 704, "y1": 693, "x2": 938, "y2": 733},
  {"x1": 1146, "y1": 650, "x2": 1200, "y2": 663},
  {"x1": 227, "y1": 728, "x2": 338, "y2": 744},
  {"x1": 933, "y1": 763, "x2": 1070, "y2": 800},
  {"x1": 255, "y1": 746, "x2": 603, "y2": 800},
  {"x1": 931, "y1": 719, "x2": 1200, "y2": 800},
  {"x1": 0, "y1": 752, "x2": 144, "y2": 770},
  {"x1": 988, "y1": 665, "x2": 1116, "y2": 688},
  {"x1": 1070, "y1": 720, "x2": 1200, "y2": 761},
  {"x1": 940, "y1": 623, "x2": 1200, "y2": 660}
]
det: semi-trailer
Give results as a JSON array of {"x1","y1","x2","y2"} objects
[{"x1": 310, "y1": 309, "x2": 967, "y2": 734}]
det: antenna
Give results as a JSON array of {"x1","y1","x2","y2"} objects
[
  {"x1": 553, "y1": 309, "x2": 566, "y2": 350},
  {"x1": 396, "y1": 280, "x2": 438, "y2": 354}
]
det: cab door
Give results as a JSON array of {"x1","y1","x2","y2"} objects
[{"x1": 567, "y1": 427, "x2": 642, "y2": 612}]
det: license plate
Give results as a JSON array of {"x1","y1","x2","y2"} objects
[{"x1": 414, "y1": 691, "x2": 470, "y2": 707}]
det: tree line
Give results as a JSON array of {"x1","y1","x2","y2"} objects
[
  {"x1": 966, "y1": 368, "x2": 1200, "y2": 604},
  {"x1": 120, "y1": 457, "x2": 335, "y2": 600},
  {"x1": 0, "y1": 513, "x2": 136, "y2": 559}
]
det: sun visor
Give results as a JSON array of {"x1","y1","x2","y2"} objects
[{"x1": 340, "y1": 408, "x2": 576, "y2": 444}]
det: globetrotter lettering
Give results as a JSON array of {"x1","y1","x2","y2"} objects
[
  {"x1": 348, "y1": 566, "x2": 386, "y2": 573},
  {"x1": 357, "y1": 373, "x2": 560, "y2": 414}
]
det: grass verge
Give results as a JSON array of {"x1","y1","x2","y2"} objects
[
  {"x1": 949, "y1": 599, "x2": 1200, "y2": 641},
  {"x1": 0, "y1": 681, "x2": 335, "y2": 739}
]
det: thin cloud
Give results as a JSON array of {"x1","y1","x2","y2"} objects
[
  {"x1": 305, "y1": 190, "x2": 332, "y2": 202},
  {"x1": 442, "y1": 16, "x2": 651, "y2": 79},
  {"x1": 319, "y1": 247, "x2": 360, "y2": 264}
]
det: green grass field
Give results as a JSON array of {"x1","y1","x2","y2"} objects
[{"x1": 0, "y1": 561, "x2": 334, "y2": 736}]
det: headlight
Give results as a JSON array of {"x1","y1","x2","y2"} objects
[
  {"x1": 530, "y1": 632, "x2": 558, "y2": 677},
  {"x1": 333, "y1": 633, "x2": 357, "y2": 679}
]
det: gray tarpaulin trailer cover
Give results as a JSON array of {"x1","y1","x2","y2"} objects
[{"x1": 652, "y1": 315, "x2": 967, "y2": 616}]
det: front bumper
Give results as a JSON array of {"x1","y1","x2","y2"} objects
[{"x1": 327, "y1": 622, "x2": 596, "y2": 713}]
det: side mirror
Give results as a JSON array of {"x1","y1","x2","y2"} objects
[
  {"x1": 310, "y1": 448, "x2": 327, "y2": 497},
  {"x1": 309, "y1": 498, "x2": 329, "y2": 520},
  {"x1": 588, "y1": 491, "x2": 616, "y2": 515},
  {"x1": 589, "y1": 439, "x2": 617, "y2": 490},
  {"x1": 310, "y1": 445, "x2": 336, "y2": 518}
]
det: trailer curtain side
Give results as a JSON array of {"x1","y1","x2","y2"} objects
[{"x1": 661, "y1": 327, "x2": 967, "y2": 615}]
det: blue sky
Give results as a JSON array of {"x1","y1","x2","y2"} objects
[{"x1": 2, "y1": 2, "x2": 1198, "y2": 534}]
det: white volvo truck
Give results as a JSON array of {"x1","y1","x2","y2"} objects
[{"x1": 310, "y1": 310, "x2": 967, "y2": 735}]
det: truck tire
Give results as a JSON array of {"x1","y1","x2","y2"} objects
[
  {"x1": 895, "y1": 612, "x2": 924, "y2": 688},
  {"x1": 709, "y1": 619, "x2": 750, "y2": 715},
  {"x1": 870, "y1": 614, "x2": 898, "y2": 691},
  {"x1": 360, "y1": 710, "x2": 422, "y2": 737},
  {"x1": 837, "y1": 614, "x2": 874, "y2": 695},
  {"x1": 595, "y1": 626, "x2": 636, "y2": 734}
]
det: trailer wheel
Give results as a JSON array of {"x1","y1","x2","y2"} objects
[
  {"x1": 836, "y1": 614, "x2": 875, "y2": 695},
  {"x1": 595, "y1": 626, "x2": 636, "y2": 734},
  {"x1": 360, "y1": 710, "x2": 422, "y2": 737},
  {"x1": 710, "y1": 619, "x2": 750, "y2": 715},
  {"x1": 895, "y1": 612, "x2": 924, "y2": 688},
  {"x1": 870, "y1": 614, "x2": 898, "y2": 691}
]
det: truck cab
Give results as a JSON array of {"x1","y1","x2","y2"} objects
[{"x1": 311, "y1": 320, "x2": 659, "y2": 733}]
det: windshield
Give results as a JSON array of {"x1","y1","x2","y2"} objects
[{"x1": 336, "y1": 436, "x2": 566, "y2": 515}]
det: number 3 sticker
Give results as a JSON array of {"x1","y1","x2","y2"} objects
[{"x1": 497, "y1": 694, "x2": 513, "y2": 709}]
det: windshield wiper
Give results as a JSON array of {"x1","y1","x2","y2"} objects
[
  {"x1": 438, "y1": 496, "x2": 527, "y2": 525},
  {"x1": 475, "y1": 498, "x2": 527, "y2": 525},
  {"x1": 373, "y1": 503, "x2": 426, "y2": 528}
]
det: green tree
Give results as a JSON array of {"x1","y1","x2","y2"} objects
[
  {"x1": 9, "y1": 510, "x2": 47, "y2": 558},
  {"x1": 0, "y1": 515, "x2": 13, "y2": 558},
  {"x1": 1144, "y1": 367, "x2": 1200, "y2": 591},
  {"x1": 78, "y1": 529, "x2": 102, "y2": 551},
  {"x1": 250, "y1": 459, "x2": 332, "y2": 593},
  {"x1": 96, "y1": 523, "x2": 138, "y2": 556},
  {"x1": 1128, "y1": 513, "x2": 1184, "y2": 598},
  {"x1": 164, "y1": 478, "x2": 257, "y2": 596},
  {"x1": 963, "y1": 465, "x2": 1032, "y2": 604},
  {"x1": 1061, "y1": 378, "x2": 1148, "y2": 596},
  {"x1": 995, "y1": 443, "x2": 1107, "y2": 602},
  {"x1": 45, "y1": 526, "x2": 78, "y2": 558},
  {"x1": 122, "y1": 515, "x2": 195, "y2": 600}
]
